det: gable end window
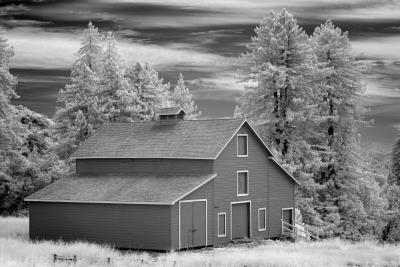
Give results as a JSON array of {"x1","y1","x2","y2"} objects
[
  {"x1": 258, "y1": 208, "x2": 267, "y2": 231},
  {"x1": 237, "y1": 134, "x2": 248, "y2": 157},
  {"x1": 217, "y1": 212, "x2": 226, "y2": 237},
  {"x1": 237, "y1": 171, "x2": 249, "y2": 196}
]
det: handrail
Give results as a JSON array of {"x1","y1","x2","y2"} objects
[{"x1": 281, "y1": 219, "x2": 319, "y2": 240}]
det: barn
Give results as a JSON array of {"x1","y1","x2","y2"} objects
[{"x1": 25, "y1": 107, "x2": 299, "y2": 250}]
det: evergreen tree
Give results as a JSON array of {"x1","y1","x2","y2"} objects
[
  {"x1": 236, "y1": 9, "x2": 322, "y2": 226},
  {"x1": 383, "y1": 136, "x2": 400, "y2": 241},
  {"x1": 170, "y1": 73, "x2": 201, "y2": 119},
  {"x1": 98, "y1": 32, "x2": 140, "y2": 122},
  {"x1": 312, "y1": 20, "x2": 367, "y2": 238},
  {"x1": 125, "y1": 62, "x2": 170, "y2": 120},
  {"x1": 237, "y1": 9, "x2": 315, "y2": 156},
  {"x1": 390, "y1": 137, "x2": 400, "y2": 185},
  {"x1": 53, "y1": 22, "x2": 103, "y2": 159}
]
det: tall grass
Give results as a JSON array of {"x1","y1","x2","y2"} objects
[{"x1": 0, "y1": 217, "x2": 399, "y2": 267}]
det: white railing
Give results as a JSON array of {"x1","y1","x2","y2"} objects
[{"x1": 281, "y1": 219, "x2": 319, "y2": 240}]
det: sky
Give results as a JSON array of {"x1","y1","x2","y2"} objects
[{"x1": 1, "y1": 0, "x2": 400, "y2": 144}]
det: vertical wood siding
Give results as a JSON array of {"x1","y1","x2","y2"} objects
[
  {"x1": 170, "y1": 180, "x2": 213, "y2": 250},
  {"x1": 212, "y1": 124, "x2": 295, "y2": 244},
  {"x1": 29, "y1": 202, "x2": 171, "y2": 250},
  {"x1": 76, "y1": 158, "x2": 213, "y2": 175},
  {"x1": 268, "y1": 161, "x2": 295, "y2": 238},
  {"x1": 212, "y1": 125, "x2": 270, "y2": 245}
]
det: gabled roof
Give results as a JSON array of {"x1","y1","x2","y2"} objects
[
  {"x1": 72, "y1": 118, "x2": 259, "y2": 159},
  {"x1": 25, "y1": 173, "x2": 217, "y2": 205},
  {"x1": 157, "y1": 106, "x2": 186, "y2": 115},
  {"x1": 269, "y1": 157, "x2": 301, "y2": 185}
]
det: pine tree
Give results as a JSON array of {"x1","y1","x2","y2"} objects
[
  {"x1": 236, "y1": 9, "x2": 322, "y2": 225},
  {"x1": 382, "y1": 137, "x2": 400, "y2": 241},
  {"x1": 97, "y1": 32, "x2": 140, "y2": 122},
  {"x1": 125, "y1": 62, "x2": 170, "y2": 120},
  {"x1": 237, "y1": 9, "x2": 315, "y2": 157},
  {"x1": 170, "y1": 73, "x2": 201, "y2": 119},
  {"x1": 390, "y1": 137, "x2": 400, "y2": 185},
  {"x1": 53, "y1": 22, "x2": 103, "y2": 159},
  {"x1": 312, "y1": 20, "x2": 367, "y2": 238}
]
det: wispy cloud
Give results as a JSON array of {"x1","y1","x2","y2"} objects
[{"x1": 7, "y1": 27, "x2": 236, "y2": 69}]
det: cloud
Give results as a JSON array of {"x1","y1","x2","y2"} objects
[
  {"x1": 351, "y1": 36, "x2": 400, "y2": 60},
  {"x1": 0, "y1": 4, "x2": 29, "y2": 16},
  {"x1": 7, "y1": 27, "x2": 236, "y2": 69}
]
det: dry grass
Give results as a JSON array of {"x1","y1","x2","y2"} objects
[{"x1": 1, "y1": 217, "x2": 400, "y2": 267}]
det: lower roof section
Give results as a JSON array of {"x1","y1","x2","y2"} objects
[{"x1": 25, "y1": 173, "x2": 217, "y2": 205}]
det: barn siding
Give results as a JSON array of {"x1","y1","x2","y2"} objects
[
  {"x1": 268, "y1": 161, "x2": 295, "y2": 238},
  {"x1": 29, "y1": 202, "x2": 171, "y2": 250},
  {"x1": 170, "y1": 180, "x2": 214, "y2": 250},
  {"x1": 212, "y1": 125, "x2": 270, "y2": 245},
  {"x1": 76, "y1": 158, "x2": 213, "y2": 175}
]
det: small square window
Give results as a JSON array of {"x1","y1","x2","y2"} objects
[
  {"x1": 237, "y1": 134, "x2": 248, "y2": 157},
  {"x1": 218, "y1": 212, "x2": 226, "y2": 237},
  {"x1": 237, "y1": 171, "x2": 249, "y2": 196},
  {"x1": 258, "y1": 208, "x2": 266, "y2": 231}
]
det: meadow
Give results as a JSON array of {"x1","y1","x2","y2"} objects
[{"x1": 1, "y1": 217, "x2": 399, "y2": 267}]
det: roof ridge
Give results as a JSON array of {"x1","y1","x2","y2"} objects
[{"x1": 102, "y1": 118, "x2": 243, "y2": 124}]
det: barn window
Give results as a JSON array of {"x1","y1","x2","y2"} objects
[
  {"x1": 217, "y1": 212, "x2": 226, "y2": 237},
  {"x1": 237, "y1": 171, "x2": 249, "y2": 196},
  {"x1": 258, "y1": 208, "x2": 267, "y2": 231},
  {"x1": 237, "y1": 134, "x2": 248, "y2": 157}
]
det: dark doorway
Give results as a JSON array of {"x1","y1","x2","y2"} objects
[
  {"x1": 231, "y1": 202, "x2": 250, "y2": 239},
  {"x1": 282, "y1": 208, "x2": 293, "y2": 234}
]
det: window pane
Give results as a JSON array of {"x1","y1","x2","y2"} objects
[
  {"x1": 259, "y1": 209, "x2": 266, "y2": 230},
  {"x1": 218, "y1": 213, "x2": 225, "y2": 236},
  {"x1": 238, "y1": 135, "x2": 248, "y2": 155},
  {"x1": 238, "y1": 172, "x2": 248, "y2": 195}
]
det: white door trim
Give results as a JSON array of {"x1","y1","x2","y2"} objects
[
  {"x1": 230, "y1": 200, "x2": 251, "y2": 240},
  {"x1": 178, "y1": 199, "x2": 208, "y2": 250}
]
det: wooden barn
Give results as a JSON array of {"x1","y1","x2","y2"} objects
[{"x1": 25, "y1": 107, "x2": 299, "y2": 250}]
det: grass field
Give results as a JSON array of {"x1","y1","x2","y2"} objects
[{"x1": 1, "y1": 217, "x2": 400, "y2": 267}]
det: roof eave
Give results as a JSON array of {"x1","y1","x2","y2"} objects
[
  {"x1": 268, "y1": 157, "x2": 301, "y2": 185},
  {"x1": 24, "y1": 198, "x2": 174, "y2": 205}
]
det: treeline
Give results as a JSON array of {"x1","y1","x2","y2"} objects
[
  {"x1": 54, "y1": 23, "x2": 201, "y2": 160},
  {"x1": 236, "y1": 9, "x2": 399, "y2": 241},
  {"x1": 1, "y1": 11, "x2": 399, "y2": 242},
  {"x1": 0, "y1": 23, "x2": 201, "y2": 214}
]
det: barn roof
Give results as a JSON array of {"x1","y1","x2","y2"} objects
[
  {"x1": 157, "y1": 106, "x2": 186, "y2": 115},
  {"x1": 71, "y1": 118, "x2": 271, "y2": 159},
  {"x1": 25, "y1": 173, "x2": 217, "y2": 205}
]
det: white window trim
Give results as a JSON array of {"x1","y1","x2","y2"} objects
[
  {"x1": 237, "y1": 134, "x2": 248, "y2": 157},
  {"x1": 237, "y1": 170, "x2": 249, "y2": 197},
  {"x1": 258, "y1": 208, "x2": 267, "y2": 231},
  {"x1": 217, "y1": 212, "x2": 227, "y2": 237}
]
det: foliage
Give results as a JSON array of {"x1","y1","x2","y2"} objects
[
  {"x1": 0, "y1": 27, "x2": 68, "y2": 215},
  {"x1": 383, "y1": 137, "x2": 400, "y2": 241},
  {"x1": 124, "y1": 62, "x2": 170, "y2": 121},
  {"x1": 237, "y1": 8, "x2": 323, "y2": 229},
  {"x1": 170, "y1": 73, "x2": 201, "y2": 119},
  {"x1": 53, "y1": 22, "x2": 104, "y2": 160},
  {"x1": 236, "y1": 10, "x2": 391, "y2": 240}
]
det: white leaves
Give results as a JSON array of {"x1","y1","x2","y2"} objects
[{"x1": 169, "y1": 73, "x2": 201, "y2": 119}]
